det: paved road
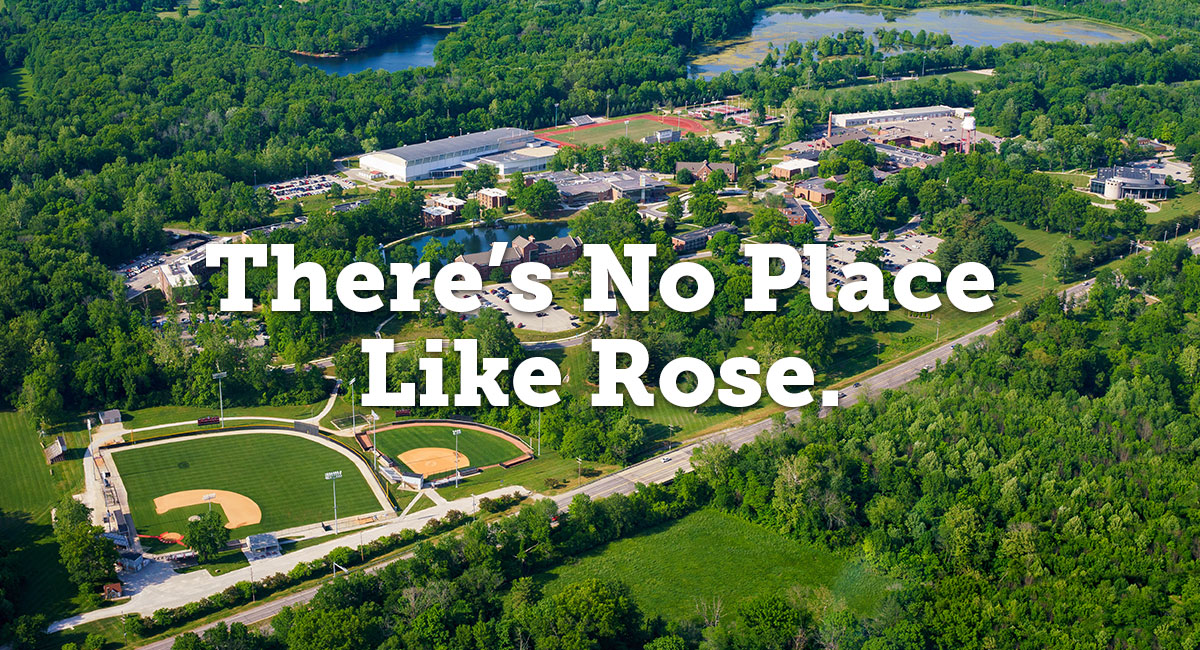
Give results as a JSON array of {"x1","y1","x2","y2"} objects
[{"x1": 124, "y1": 278, "x2": 1097, "y2": 649}]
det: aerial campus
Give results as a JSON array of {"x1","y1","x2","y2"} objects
[{"x1": 2, "y1": 0, "x2": 1200, "y2": 649}]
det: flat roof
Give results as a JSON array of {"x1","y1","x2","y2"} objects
[
  {"x1": 834, "y1": 105, "x2": 957, "y2": 123},
  {"x1": 774, "y1": 158, "x2": 819, "y2": 171},
  {"x1": 377, "y1": 128, "x2": 533, "y2": 163}
]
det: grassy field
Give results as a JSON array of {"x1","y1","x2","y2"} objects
[
  {"x1": 121, "y1": 398, "x2": 329, "y2": 431},
  {"x1": 111, "y1": 434, "x2": 381, "y2": 539},
  {"x1": 368, "y1": 424, "x2": 525, "y2": 472},
  {"x1": 0, "y1": 412, "x2": 94, "y2": 620},
  {"x1": 538, "y1": 509, "x2": 896, "y2": 621},
  {"x1": 544, "y1": 119, "x2": 680, "y2": 147},
  {"x1": 436, "y1": 449, "x2": 614, "y2": 500}
]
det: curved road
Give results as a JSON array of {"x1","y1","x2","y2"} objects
[{"x1": 111, "y1": 278, "x2": 1101, "y2": 649}]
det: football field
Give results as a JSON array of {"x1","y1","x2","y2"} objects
[{"x1": 111, "y1": 433, "x2": 383, "y2": 539}]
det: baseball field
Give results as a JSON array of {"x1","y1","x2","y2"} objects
[
  {"x1": 368, "y1": 424, "x2": 527, "y2": 477},
  {"x1": 111, "y1": 433, "x2": 384, "y2": 540}
]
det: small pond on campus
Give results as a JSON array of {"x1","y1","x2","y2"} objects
[
  {"x1": 407, "y1": 222, "x2": 571, "y2": 258},
  {"x1": 290, "y1": 29, "x2": 449, "y2": 75},
  {"x1": 690, "y1": 5, "x2": 1144, "y2": 77}
]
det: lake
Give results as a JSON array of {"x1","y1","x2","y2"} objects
[
  {"x1": 407, "y1": 222, "x2": 571, "y2": 257},
  {"x1": 691, "y1": 5, "x2": 1143, "y2": 77},
  {"x1": 290, "y1": 30, "x2": 448, "y2": 76}
]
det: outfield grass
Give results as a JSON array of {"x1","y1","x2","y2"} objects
[
  {"x1": 369, "y1": 424, "x2": 524, "y2": 472},
  {"x1": 111, "y1": 433, "x2": 381, "y2": 539},
  {"x1": 538, "y1": 509, "x2": 896, "y2": 621}
]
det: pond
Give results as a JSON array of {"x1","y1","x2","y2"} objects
[
  {"x1": 290, "y1": 29, "x2": 449, "y2": 76},
  {"x1": 691, "y1": 5, "x2": 1144, "y2": 78},
  {"x1": 406, "y1": 222, "x2": 571, "y2": 258}
]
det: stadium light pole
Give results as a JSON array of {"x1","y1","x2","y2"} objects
[
  {"x1": 452, "y1": 429, "x2": 462, "y2": 487},
  {"x1": 370, "y1": 410, "x2": 379, "y2": 471},
  {"x1": 203, "y1": 492, "x2": 216, "y2": 513},
  {"x1": 213, "y1": 367, "x2": 227, "y2": 426},
  {"x1": 554, "y1": 103, "x2": 559, "y2": 128},
  {"x1": 325, "y1": 470, "x2": 342, "y2": 534},
  {"x1": 348, "y1": 377, "x2": 357, "y2": 434}
]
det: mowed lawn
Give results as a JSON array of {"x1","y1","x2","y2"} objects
[
  {"x1": 112, "y1": 434, "x2": 381, "y2": 538},
  {"x1": 0, "y1": 412, "x2": 90, "y2": 619},
  {"x1": 546, "y1": 119, "x2": 674, "y2": 146},
  {"x1": 538, "y1": 509, "x2": 896, "y2": 621},
  {"x1": 369, "y1": 425, "x2": 524, "y2": 472}
]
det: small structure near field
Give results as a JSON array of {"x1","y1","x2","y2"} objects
[
  {"x1": 98, "y1": 409, "x2": 122, "y2": 425},
  {"x1": 103, "y1": 583, "x2": 124, "y2": 600},
  {"x1": 118, "y1": 550, "x2": 148, "y2": 573},
  {"x1": 245, "y1": 534, "x2": 282, "y2": 561},
  {"x1": 44, "y1": 436, "x2": 67, "y2": 465}
]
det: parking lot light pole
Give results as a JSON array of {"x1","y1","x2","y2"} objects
[
  {"x1": 452, "y1": 429, "x2": 462, "y2": 487},
  {"x1": 576, "y1": 457, "x2": 583, "y2": 486},
  {"x1": 325, "y1": 471, "x2": 342, "y2": 534}
]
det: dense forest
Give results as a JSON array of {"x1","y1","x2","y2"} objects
[{"x1": 65, "y1": 244, "x2": 1198, "y2": 650}]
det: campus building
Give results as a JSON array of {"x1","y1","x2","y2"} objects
[
  {"x1": 422, "y1": 206, "x2": 457, "y2": 229},
  {"x1": 675, "y1": 161, "x2": 737, "y2": 182},
  {"x1": 794, "y1": 177, "x2": 837, "y2": 205},
  {"x1": 455, "y1": 235, "x2": 584, "y2": 274},
  {"x1": 1090, "y1": 166, "x2": 1170, "y2": 200},
  {"x1": 832, "y1": 105, "x2": 960, "y2": 128},
  {"x1": 359, "y1": 128, "x2": 536, "y2": 181},
  {"x1": 770, "y1": 158, "x2": 819, "y2": 180},
  {"x1": 669, "y1": 223, "x2": 738, "y2": 253},
  {"x1": 526, "y1": 170, "x2": 668, "y2": 205},
  {"x1": 476, "y1": 187, "x2": 509, "y2": 209},
  {"x1": 471, "y1": 145, "x2": 558, "y2": 175}
]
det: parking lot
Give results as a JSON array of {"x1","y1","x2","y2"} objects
[
  {"x1": 461, "y1": 282, "x2": 581, "y2": 333},
  {"x1": 1128, "y1": 156, "x2": 1193, "y2": 184},
  {"x1": 803, "y1": 231, "x2": 943, "y2": 292}
]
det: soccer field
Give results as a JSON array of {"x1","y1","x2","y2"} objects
[
  {"x1": 111, "y1": 433, "x2": 383, "y2": 539},
  {"x1": 546, "y1": 119, "x2": 675, "y2": 146},
  {"x1": 369, "y1": 424, "x2": 525, "y2": 475}
]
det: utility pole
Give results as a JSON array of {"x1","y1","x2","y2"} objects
[
  {"x1": 576, "y1": 457, "x2": 583, "y2": 485},
  {"x1": 325, "y1": 471, "x2": 342, "y2": 534},
  {"x1": 537, "y1": 408, "x2": 542, "y2": 457},
  {"x1": 606, "y1": 94, "x2": 611, "y2": 119}
]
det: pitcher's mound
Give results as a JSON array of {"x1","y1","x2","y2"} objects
[
  {"x1": 153, "y1": 489, "x2": 262, "y2": 529},
  {"x1": 398, "y1": 447, "x2": 470, "y2": 476}
]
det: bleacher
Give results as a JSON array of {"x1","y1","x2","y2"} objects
[{"x1": 568, "y1": 115, "x2": 595, "y2": 127}]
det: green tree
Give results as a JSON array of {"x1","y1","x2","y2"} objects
[
  {"x1": 186, "y1": 510, "x2": 231, "y2": 562},
  {"x1": 688, "y1": 193, "x2": 726, "y2": 227},
  {"x1": 520, "y1": 180, "x2": 561, "y2": 219}
]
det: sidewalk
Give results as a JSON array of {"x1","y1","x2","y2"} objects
[{"x1": 49, "y1": 485, "x2": 532, "y2": 632}]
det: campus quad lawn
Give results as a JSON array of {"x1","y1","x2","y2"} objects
[
  {"x1": 111, "y1": 433, "x2": 381, "y2": 539},
  {"x1": 537, "y1": 509, "x2": 896, "y2": 621},
  {"x1": 369, "y1": 425, "x2": 525, "y2": 472}
]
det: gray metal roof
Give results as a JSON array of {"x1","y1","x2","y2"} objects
[{"x1": 380, "y1": 128, "x2": 534, "y2": 163}]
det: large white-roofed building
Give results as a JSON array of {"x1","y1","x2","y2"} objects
[
  {"x1": 359, "y1": 128, "x2": 536, "y2": 181},
  {"x1": 832, "y1": 105, "x2": 962, "y2": 128}
]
